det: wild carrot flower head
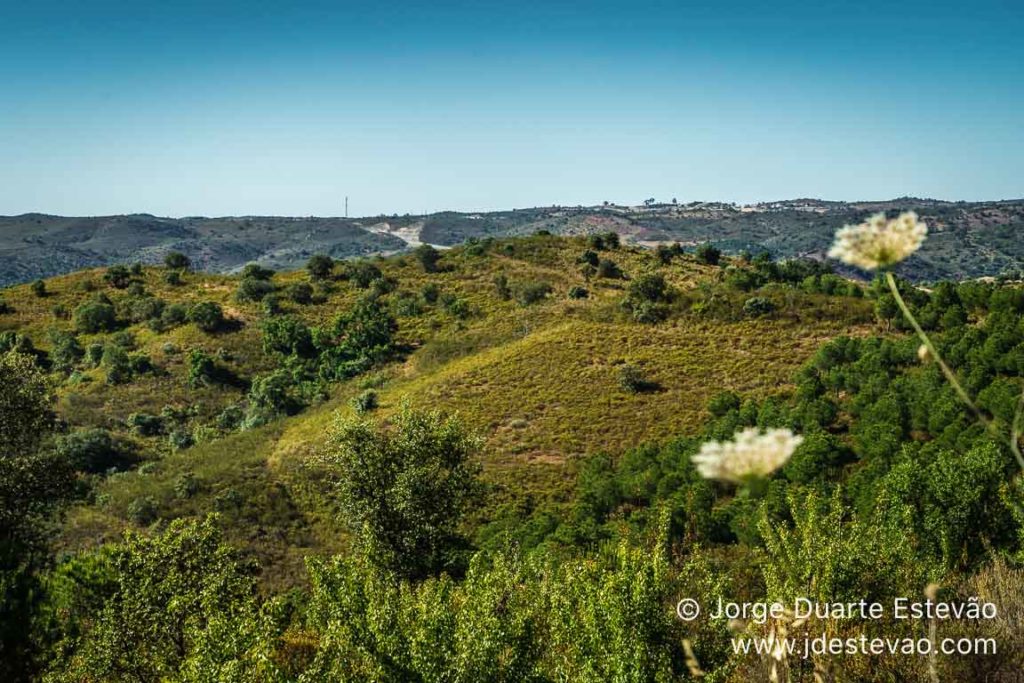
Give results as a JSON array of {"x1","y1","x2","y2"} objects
[
  {"x1": 692, "y1": 428, "x2": 802, "y2": 484},
  {"x1": 828, "y1": 211, "x2": 927, "y2": 270}
]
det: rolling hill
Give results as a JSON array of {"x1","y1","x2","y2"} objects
[{"x1": 2, "y1": 197, "x2": 1022, "y2": 287}]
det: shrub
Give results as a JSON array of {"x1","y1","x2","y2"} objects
[
  {"x1": 49, "y1": 330, "x2": 84, "y2": 372},
  {"x1": 173, "y1": 472, "x2": 199, "y2": 499},
  {"x1": 568, "y1": 286, "x2": 589, "y2": 299},
  {"x1": 101, "y1": 345, "x2": 132, "y2": 385},
  {"x1": 442, "y1": 295, "x2": 471, "y2": 319},
  {"x1": 168, "y1": 429, "x2": 194, "y2": 451},
  {"x1": 627, "y1": 273, "x2": 670, "y2": 303},
  {"x1": 55, "y1": 428, "x2": 127, "y2": 473},
  {"x1": 516, "y1": 281, "x2": 553, "y2": 306},
  {"x1": 602, "y1": 231, "x2": 621, "y2": 249},
  {"x1": 163, "y1": 270, "x2": 183, "y2": 286},
  {"x1": 286, "y1": 282, "x2": 314, "y2": 305},
  {"x1": 370, "y1": 276, "x2": 398, "y2": 297},
  {"x1": 85, "y1": 343, "x2": 104, "y2": 367},
  {"x1": 235, "y1": 277, "x2": 275, "y2": 303},
  {"x1": 743, "y1": 296, "x2": 775, "y2": 317},
  {"x1": 241, "y1": 263, "x2": 275, "y2": 280},
  {"x1": 415, "y1": 244, "x2": 441, "y2": 273},
  {"x1": 421, "y1": 282, "x2": 441, "y2": 304},
  {"x1": 323, "y1": 407, "x2": 481, "y2": 577},
  {"x1": 74, "y1": 300, "x2": 118, "y2": 333},
  {"x1": 164, "y1": 251, "x2": 191, "y2": 271},
  {"x1": 350, "y1": 390, "x2": 379, "y2": 414},
  {"x1": 262, "y1": 293, "x2": 283, "y2": 316},
  {"x1": 160, "y1": 303, "x2": 188, "y2": 329},
  {"x1": 493, "y1": 274, "x2": 511, "y2": 300},
  {"x1": 596, "y1": 259, "x2": 623, "y2": 279},
  {"x1": 186, "y1": 349, "x2": 218, "y2": 387},
  {"x1": 629, "y1": 301, "x2": 668, "y2": 324},
  {"x1": 216, "y1": 404, "x2": 245, "y2": 431},
  {"x1": 127, "y1": 296, "x2": 164, "y2": 324},
  {"x1": 578, "y1": 249, "x2": 599, "y2": 267},
  {"x1": 348, "y1": 261, "x2": 382, "y2": 289},
  {"x1": 707, "y1": 390, "x2": 741, "y2": 417},
  {"x1": 245, "y1": 371, "x2": 300, "y2": 427},
  {"x1": 262, "y1": 316, "x2": 315, "y2": 358},
  {"x1": 127, "y1": 496, "x2": 159, "y2": 525},
  {"x1": 103, "y1": 265, "x2": 132, "y2": 289},
  {"x1": 51, "y1": 304, "x2": 69, "y2": 320},
  {"x1": 127, "y1": 412, "x2": 164, "y2": 437},
  {"x1": 0, "y1": 350, "x2": 54, "y2": 455},
  {"x1": 31, "y1": 279, "x2": 47, "y2": 297},
  {"x1": 694, "y1": 243, "x2": 722, "y2": 265},
  {"x1": 618, "y1": 363, "x2": 656, "y2": 393},
  {"x1": 307, "y1": 254, "x2": 334, "y2": 281},
  {"x1": 188, "y1": 301, "x2": 225, "y2": 332}
]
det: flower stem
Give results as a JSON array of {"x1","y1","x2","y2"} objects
[{"x1": 885, "y1": 271, "x2": 1024, "y2": 469}]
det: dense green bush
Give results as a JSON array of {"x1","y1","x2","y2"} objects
[
  {"x1": 323, "y1": 407, "x2": 481, "y2": 578},
  {"x1": 596, "y1": 258, "x2": 623, "y2": 279},
  {"x1": 235, "y1": 277, "x2": 275, "y2": 303},
  {"x1": 188, "y1": 301, "x2": 225, "y2": 332},
  {"x1": 164, "y1": 251, "x2": 191, "y2": 271},
  {"x1": 73, "y1": 299, "x2": 118, "y2": 333},
  {"x1": 516, "y1": 281, "x2": 553, "y2": 306},
  {"x1": 307, "y1": 254, "x2": 334, "y2": 280},
  {"x1": 54, "y1": 429, "x2": 129, "y2": 474}
]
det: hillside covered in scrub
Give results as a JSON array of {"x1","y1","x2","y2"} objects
[
  {"x1": 2, "y1": 197, "x2": 1023, "y2": 287},
  {"x1": 2, "y1": 232, "x2": 1024, "y2": 681}
]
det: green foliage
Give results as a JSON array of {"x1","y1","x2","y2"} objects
[
  {"x1": 315, "y1": 298, "x2": 397, "y2": 381},
  {"x1": 567, "y1": 285, "x2": 589, "y2": 299},
  {"x1": 348, "y1": 261, "x2": 383, "y2": 289},
  {"x1": 73, "y1": 299, "x2": 118, "y2": 333},
  {"x1": 0, "y1": 351, "x2": 54, "y2": 456},
  {"x1": 286, "y1": 281, "x2": 314, "y2": 305},
  {"x1": 350, "y1": 389, "x2": 379, "y2": 414},
  {"x1": 263, "y1": 316, "x2": 315, "y2": 358},
  {"x1": 187, "y1": 349, "x2": 219, "y2": 388},
  {"x1": 102, "y1": 265, "x2": 132, "y2": 289},
  {"x1": 323, "y1": 407, "x2": 481, "y2": 578},
  {"x1": 415, "y1": 244, "x2": 442, "y2": 273},
  {"x1": 31, "y1": 279, "x2": 47, "y2": 297},
  {"x1": 596, "y1": 258, "x2": 623, "y2": 279},
  {"x1": 516, "y1": 281, "x2": 553, "y2": 306},
  {"x1": 164, "y1": 251, "x2": 191, "y2": 271},
  {"x1": 55, "y1": 429, "x2": 130, "y2": 474},
  {"x1": 236, "y1": 277, "x2": 276, "y2": 302},
  {"x1": 493, "y1": 273, "x2": 511, "y2": 300},
  {"x1": 742, "y1": 296, "x2": 775, "y2": 317},
  {"x1": 188, "y1": 301, "x2": 225, "y2": 332},
  {"x1": 694, "y1": 243, "x2": 721, "y2": 265},
  {"x1": 45, "y1": 517, "x2": 278, "y2": 682},
  {"x1": 306, "y1": 254, "x2": 334, "y2": 281},
  {"x1": 618, "y1": 363, "x2": 656, "y2": 393},
  {"x1": 101, "y1": 344, "x2": 132, "y2": 385},
  {"x1": 245, "y1": 371, "x2": 301, "y2": 427}
]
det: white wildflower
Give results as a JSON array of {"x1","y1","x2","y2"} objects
[
  {"x1": 828, "y1": 211, "x2": 927, "y2": 270},
  {"x1": 692, "y1": 428, "x2": 802, "y2": 484}
]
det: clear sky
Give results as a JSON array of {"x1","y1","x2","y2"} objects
[{"x1": 2, "y1": 0, "x2": 1022, "y2": 217}]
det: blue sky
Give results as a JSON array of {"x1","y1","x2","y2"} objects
[{"x1": 2, "y1": 0, "x2": 1022, "y2": 216}]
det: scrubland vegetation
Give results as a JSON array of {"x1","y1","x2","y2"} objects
[{"x1": 2, "y1": 228, "x2": 1024, "y2": 681}]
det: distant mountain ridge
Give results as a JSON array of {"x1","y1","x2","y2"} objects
[{"x1": 2, "y1": 197, "x2": 1022, "y2": 286}]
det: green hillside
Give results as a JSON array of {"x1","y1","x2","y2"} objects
[
  {"x1": 5, "y1": 232, "x2": 1024, "y2": 681},
  {"x1": 0, "y1": 236, "x2": 871, "y2": 579}
]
